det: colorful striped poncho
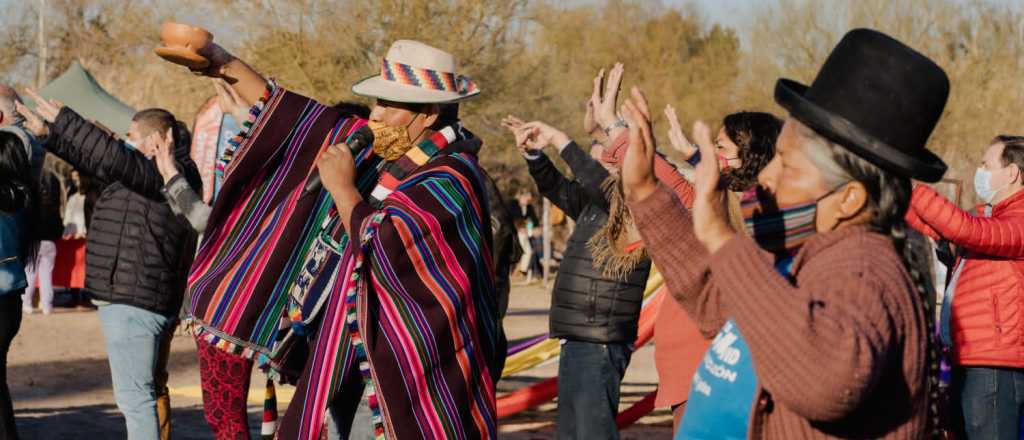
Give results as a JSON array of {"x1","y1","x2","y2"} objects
[
  {"x1": 187, "y1": 85, "x2": 370, "y2": 367},
  {"x1": 189, "y1": 86, "x2": 499, "y2": 439},
  {"x1": 276, "y1": 130, "x2": 500, "y2": 440}
]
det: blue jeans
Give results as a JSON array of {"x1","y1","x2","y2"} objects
[
  {"x1": 956, "y1": 366, "x2": 1024, "y2": 440},
  {"x1": 556, "y1": 340, "x2": 632, "y2": 440},
  {"x1": 98, "y1": 304, "x2": 175, "y2": 440}
]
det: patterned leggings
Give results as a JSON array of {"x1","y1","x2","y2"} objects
[{"x1": 196, "y1": 336, "x2": 253, "y2": 440}]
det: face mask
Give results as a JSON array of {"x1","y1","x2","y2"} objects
[
  {"x1": 974, "y1": 167, "x2": 1009, "y2": 204},
  {"x1": 127, "y1": 139, "x2": 156, "y2": 159},
  {"x1": 717, "y1": 154, "x2": 738, "y2": 170},
  {"x1": 741, "y1": 185, "x2": 844, "y2": 254},
  {"x1": 368, "y1": 117, "x2": 419, "y2": 162}
]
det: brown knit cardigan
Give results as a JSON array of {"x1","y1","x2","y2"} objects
[{"x1": 629, "y1": 185, "x2": 928, "y2": 439}]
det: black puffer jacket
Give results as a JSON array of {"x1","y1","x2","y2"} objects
[
  {"x1": 45, "y1": 108, "x2": 201, "y2": 315},
  {"x1": 525, "y1": 142, "x2": 651, "y2": 344}
]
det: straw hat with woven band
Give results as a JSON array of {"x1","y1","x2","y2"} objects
[{"x1": 352, "y1": 40, "x2": 480, "y2": 104}]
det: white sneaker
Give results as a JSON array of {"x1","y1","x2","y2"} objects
[{"x1": 22, "y1": 307, "x2": 34, "y2": 314}]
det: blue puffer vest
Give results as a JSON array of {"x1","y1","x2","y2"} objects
[{"x1": 0, "y1": 211, "x2": 26, "y2": 295}]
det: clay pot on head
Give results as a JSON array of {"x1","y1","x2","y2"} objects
[{"x1": 159, "y1": 22, "x2": 213, "y2": 52}]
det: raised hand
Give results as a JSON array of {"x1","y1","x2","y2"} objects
[
  {"x1": 500, "y1": 115, "x2": 525, "y2": 133},
  {"x1": 620, "y1": 87, "x2": 658, "y2": 202},
  {"x1": 192, "y1": 43, "x2": 236, "y2": 78},
  {"x1": 151, "y1": 128, "x2": 180, "y2": 183},
  {"x1": 592, "y1": 63, "x2": 625, "y2": 130},
  {"x1": 665, "y1": 105, "x2": 697, "y2": 160},
  {"x1": 501, "y1": 115, "x2": 530, "y2": 153},
  {"x1": 585, "y1": 100, "x2": 609, "y2": 145},
  {"x1": 692, "y1": 120, "x2": 714, "y2": 154},
  {"x1": 690, "y1": 119, "x2": 735, "y2": 253},
  {"x1": 14, "y1": 101, "x2": 48, "y2": 138},
  {"x1": 22, "y1": 88, "x2": 63, "y2": 123},
  {"x1": 213, "y1": 78, "x2": 250, "y2": 124},
  {"x1": 517, "y1": 121, "x2": 571, "y2": 152}
]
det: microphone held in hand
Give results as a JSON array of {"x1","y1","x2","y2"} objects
[{"x1": 304, "y1": 125, "x2": 375, "y2": 195}]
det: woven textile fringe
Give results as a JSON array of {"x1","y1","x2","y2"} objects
[
  {"x1": 261, "y1": 378, "x2": 278, "y2": 439},
  {"x1": 345, "y1": 212, "x2": 387, "y2": 439}
]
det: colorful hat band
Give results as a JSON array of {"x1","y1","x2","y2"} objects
[{"x1": 380, "y1": 58, "x2": 477, "y2": 95}]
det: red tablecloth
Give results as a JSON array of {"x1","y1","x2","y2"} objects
[{"x1": 52, "y1": 238, "x2": 86, "y2": 289}]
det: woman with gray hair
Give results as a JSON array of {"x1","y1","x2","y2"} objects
[{"x1": 622, "y1": 29, "x2": 945, "y2": 438}]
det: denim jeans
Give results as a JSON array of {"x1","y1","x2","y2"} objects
[
  {"x1": 98, "y1": 304, "x2": 175, "y2": 440},
  {"x1": 0, "y1": 292, "x2": 23, "y2": 440},
  {"x1": 556, "y1": 340, "x2": 633, "y2": 440},
  {"x1": 956, "y1": 366, "x2": 1024, "y2": 440}
]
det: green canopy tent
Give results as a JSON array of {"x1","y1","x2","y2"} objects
[{"x1": 28, "y1": 61, "x2": 136, "y2": 136}]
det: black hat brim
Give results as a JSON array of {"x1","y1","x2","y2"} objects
[{"x1": 775, "y1": 79, "x2": 947, "y2": 183}]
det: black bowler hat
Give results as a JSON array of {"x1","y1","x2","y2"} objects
[{"x1": 775, "y1": 28, "x2": 949, "y2": 182}]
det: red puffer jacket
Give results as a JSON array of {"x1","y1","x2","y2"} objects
[{"x1": 906, "y1": 185, "x2": 1024, "y2": 368}]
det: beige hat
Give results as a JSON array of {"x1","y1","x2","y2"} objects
[{"x1": 351, "y1": 40, "x2": 480, "y2": 104}]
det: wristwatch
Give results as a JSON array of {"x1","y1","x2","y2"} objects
[
  {"x1": 603, "y1": 118, "x2": 628, "y2": 137},
  {"x1": 686, "y1": 150, "x2": 702, "y2": 167}
]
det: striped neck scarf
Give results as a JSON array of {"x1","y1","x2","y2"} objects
[{"x1": 368, "y1": 126, "x2": 458, "y2": 206}]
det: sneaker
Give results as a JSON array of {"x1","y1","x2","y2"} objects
[{"x1": 22, "y1": 307, "x2": 34, "y2": 314}]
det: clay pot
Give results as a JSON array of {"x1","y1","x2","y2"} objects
[
  {"x1": 155, "y1": 22, "x2": 213, "y2": 69},
  {"x1": 159, "y1": 22, "x2": 212, "y2": 51}
]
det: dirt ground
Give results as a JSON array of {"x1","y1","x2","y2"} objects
[{"x1": 8, "y1": 282, "x2": 673, "y2": 439}]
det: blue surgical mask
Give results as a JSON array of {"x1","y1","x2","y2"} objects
[
  {"x1": 124, "y1": 139, "x2": 139, "y2": 150},
  {"x1": 974, "y1": 167, "x2": 1007, "y2": 204}
]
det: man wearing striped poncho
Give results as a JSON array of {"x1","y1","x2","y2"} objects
[{"x1": 171, "y1": 39, "x2": 500, "y2": 439}]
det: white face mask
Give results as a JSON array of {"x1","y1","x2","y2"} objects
[
  {"x1": 125, "y1": 138, "x2": 157, "y2": 159},
  {"x1": 974, "y1": 167, "x2": 1010, "y2": 204}
]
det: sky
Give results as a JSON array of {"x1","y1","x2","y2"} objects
[
  {"x1": 676, "y1": 0, "x2": 753, "y2": 31},
  {"x1": 669, "y1": 0, "x2": 1021, "y2": 46}
]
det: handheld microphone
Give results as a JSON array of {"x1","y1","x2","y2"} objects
[{"x1": 303, "y1": 125, "x2": 375, "y2": 195}]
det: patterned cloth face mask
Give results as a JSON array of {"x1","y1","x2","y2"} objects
[
  {"x1": 368, "y1": 117, "x2": 420, "y2": 161},
  {"x1": 740, "y1": 184, "x2": 847, "y2": 253}
]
